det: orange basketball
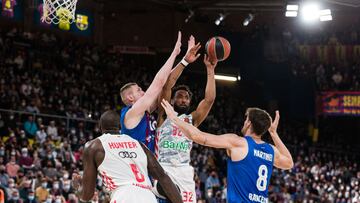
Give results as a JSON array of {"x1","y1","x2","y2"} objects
[{"x1": 205, "y1": 36, "x2": 231, "y2": 62}]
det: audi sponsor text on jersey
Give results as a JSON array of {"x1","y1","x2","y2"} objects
[{"x1": 118, "y1": 151, "x2": 138, "y2": 158}]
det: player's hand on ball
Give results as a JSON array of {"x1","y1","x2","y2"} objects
[
  {"x1": 268, "y1": 111, "x2": 280, "y2": 134},
  {"x1": 172, "y1": 31, "x2": 182, "y2": 56},
  {"x1": 161, "y1": 99, "x2": 177, "y2": 121},
  {"x1": 204, "y1": 54, "x2": 218, "y2": 70},
  {"x1": 184, "y1": 35, "x2": 201, "y2": 64}
]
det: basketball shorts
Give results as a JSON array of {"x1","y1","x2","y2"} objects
[
  {"x1": 110, "y1": 184, "x2": 157, "y2": 203},
  {"x1": 153, "y1": 165, "x2": 196, "y2": 203}
]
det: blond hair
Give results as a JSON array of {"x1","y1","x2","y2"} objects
[{"x1": 120, "y1": 82, "x2": 137, "y2": 105}]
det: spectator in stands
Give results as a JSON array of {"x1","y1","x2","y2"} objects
[
  {"x1": 49, "y1": 180, "x2": 61, "y2": 196},
  {"x1": 0, "y1": 165, "x2": 9, "y2": 186},
  {"x1": 6, "y1": 155, "x2": 20, "y2": 179},
  {"x1": 35, "y1": 178, "x2": 49, "y2": 202},
  {"x1": 47, "y1": 121, "x2": 58, "y2": 141},
  {"x1": 26, "y1": 100, "x2": 40, "y2": 114},
  {"x1": 205, "y1": 170, "x2": 220, "y2": 190},
  {"x1": 8, "y1": 190, "x2": 21, "y2": 203},
  {"x1": 35, "y1": 125, "x2": 47, "y2": 144},
  {"x1": 60, "y1": 179, "x2": 72, "y2": 200},
  {"x1": 23, "y1": 116, "x2": 37, "y2": 139},
  {"x1": 24, "y1": 190, "x2": 37, "y2": 203},
  {"x1": 6, "y1": 178, "x2": 17, "y2": 200},
  {"x1": 18, "y1": 148, "x2": 33, "y2": 170},
  {"x1": 18, "y1": 179, "x2": 32, "y2": 200}
]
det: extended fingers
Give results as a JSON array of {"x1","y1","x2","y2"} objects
[{"x1": 177, "y1": 31, "x2": 182, "y2": 43}]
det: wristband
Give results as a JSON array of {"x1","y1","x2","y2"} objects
[{"x1": 180, "y1": 58, "x2": 189, "y2": 67}]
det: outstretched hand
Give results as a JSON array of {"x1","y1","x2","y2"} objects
[
  {"x1": 172, "y1": 31, "x2": 182, "y2": 56},
  {"x1": 204, "y1": 54, "x2": 218, "y2": 71},
  {"x1": 268, "y1": 111, "x2": 280, "y2": 134},
  {"x1": 184, "y1": 35, "x2": 201, "y2": 64},
  {"x1": 161, "y1": 99, "x2": 177, "y2": 121}
]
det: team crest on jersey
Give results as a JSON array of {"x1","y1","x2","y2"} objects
[
  {"x1": 76, "y1": 14, "x2": 89, "y2": 31},
  {"x1": 149, "y1": 115, "x2": 157, "y2": 131},
  {"x1": 184, "y1": 117, "x2": 190, "y2": 123}
]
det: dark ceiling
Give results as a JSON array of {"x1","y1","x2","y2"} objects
[
  {"x1": 98, "y1": 0, "x2": 360, "y2": 14},
  {"x1": 125, "y1": 0, "x2": 360, "y2": 11}
]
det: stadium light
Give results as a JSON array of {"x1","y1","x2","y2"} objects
[
  {"x1": 215, "y1": 74, "x2": 238, "y2": 82},
  {"x1": 319, "y1": 9, "x2": 332, "y2": 21},
  {"x1": 286, "y1": 4, "x2": 299, "y2": 11},
  {"x1": 285, "y1": 4, "x2": 298, "y2": 17},
  {"x1": 285, "y1": 11, "x2": 298, "y2": 17},
  {"x1": 185, "y1": 10, "x2": 194, "y2": 23},
  {"x1": 301, "y1": 3, "x2": 319, "y2": 22},
  {"x1": 215, "y1": 13, "x2": 226, "y2": 26},
  {"x1": 243, "y1": 13, "x2": 254, "y2": 26},
  {"x1": 319, "y1": 9, "x2": 331, "y2": 16},
  {"x1": 320, "y1": 15, "x2": 332, "y2": 21}
]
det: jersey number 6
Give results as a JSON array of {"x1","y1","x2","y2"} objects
[{"x1": 130, "y1": 163, "x2": 145, "y2": 183}]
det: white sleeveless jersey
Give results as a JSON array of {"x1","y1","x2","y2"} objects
[
  {"x1": 97, "y1": 133, "x2": 156, "y2": 202},
  {"x1": 155, "y1": 114, "x2": 197, "y2": 203},
  {"x1": 156, "y1": 114, "x2": 193, "y2": 166}
]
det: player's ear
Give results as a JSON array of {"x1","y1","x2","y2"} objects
[
  {"x1": 170, "y1": 99, "x2": 175, "y2": 106},
  {"x1": 127, "y1": 94, "x2": 134, "y2": 103}
]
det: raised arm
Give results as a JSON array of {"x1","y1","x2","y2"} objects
[
  {"x1": 157, "y1": 36, "x2": 201, "y2": 124},
  {"x1": 269, "y1": 111, "x2": 294, "y2": 170},
  {"x1": 192, "y1": 54, "x2": 217, "y2": 127},
  {"x1": 140, "y1": 143, "x2": 183, "y2": 203},
  {"x1": 161, "y1": 99, "x2": 243, "y2": 149},
  {"x1": 124, "y1": 32, "x2": 182, "y2": 128}
]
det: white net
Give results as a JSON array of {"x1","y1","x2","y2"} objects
[{"x1": 42, "y1": 0, "x2": 78, "y2": 24}]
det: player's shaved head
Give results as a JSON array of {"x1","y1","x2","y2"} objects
[{"x1": 99, "y1": 110, "x2": 120, "y2": 133}]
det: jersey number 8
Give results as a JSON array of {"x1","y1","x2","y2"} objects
[{"x1": 256, "y1": 165, "x2": 268, "y2": 191}]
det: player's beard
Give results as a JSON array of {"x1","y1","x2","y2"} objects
[{"x1": 174, "y1": 104, "x2": 190, "y2": 115}]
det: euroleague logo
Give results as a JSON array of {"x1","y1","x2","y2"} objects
[{"x1": 118, "y1": 151, "x2": 137, "y2": 158}]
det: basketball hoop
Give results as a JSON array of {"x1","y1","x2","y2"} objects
[{"x1": 42, "y1": 0, "x2": 78, "y2": 24}]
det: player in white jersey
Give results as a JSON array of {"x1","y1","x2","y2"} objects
[
  {"x1": 71, "y1": 110, "x2": 182, "y2": 203},
  {"x1": 154, "y1": 36, "x2": 218, "y2": 203}
]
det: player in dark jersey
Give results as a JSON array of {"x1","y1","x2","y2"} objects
[{"x1": 161, "y1": 100, "x2": 294, "y2": 203}]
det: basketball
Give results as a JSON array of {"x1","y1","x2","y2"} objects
[{"x1": 205, "y1": 36, "x2": 231, "y2": 62}]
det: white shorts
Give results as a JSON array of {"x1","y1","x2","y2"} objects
[
  {"x1": 153, "y1": 165, "x2": 196, "y2": 203},
  {"x1": 110, "y1": 185, "x2": 157, "y2": 203}
]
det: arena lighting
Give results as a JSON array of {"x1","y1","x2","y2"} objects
[
  {"x1": 185, "y1": 10, "x2": 194, "y2": 23},
  {"x1": 286, "y1": 4, "x2": 299, "y2": 11},
  {"x1": 301, "y1": 3, "x2": 319, "y2": 22},
  {"x1": 215, "y1": 74, "x2": 238, "y2": 81},
  {"x1": 215, "y1": 13, "x2": 226, "y2": 26},
  {"x1": 319, "y1": 9, "x2": 331, "y2": 16},
  {"x1": 285, "y1": 4, "x2": 298, "y2": 17},
  {"x1": 319, "y1": 9, "x2": 332, "y2": 21},
  {"x1": 243, "y1": 13, "x2": 254, "y2": 26},
  {"x1": 285, "y1": 11, "x2": 298, "y2": 17},
  {"x1": 320, "y1": 15, "x2": 332, "y2": 21}
]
